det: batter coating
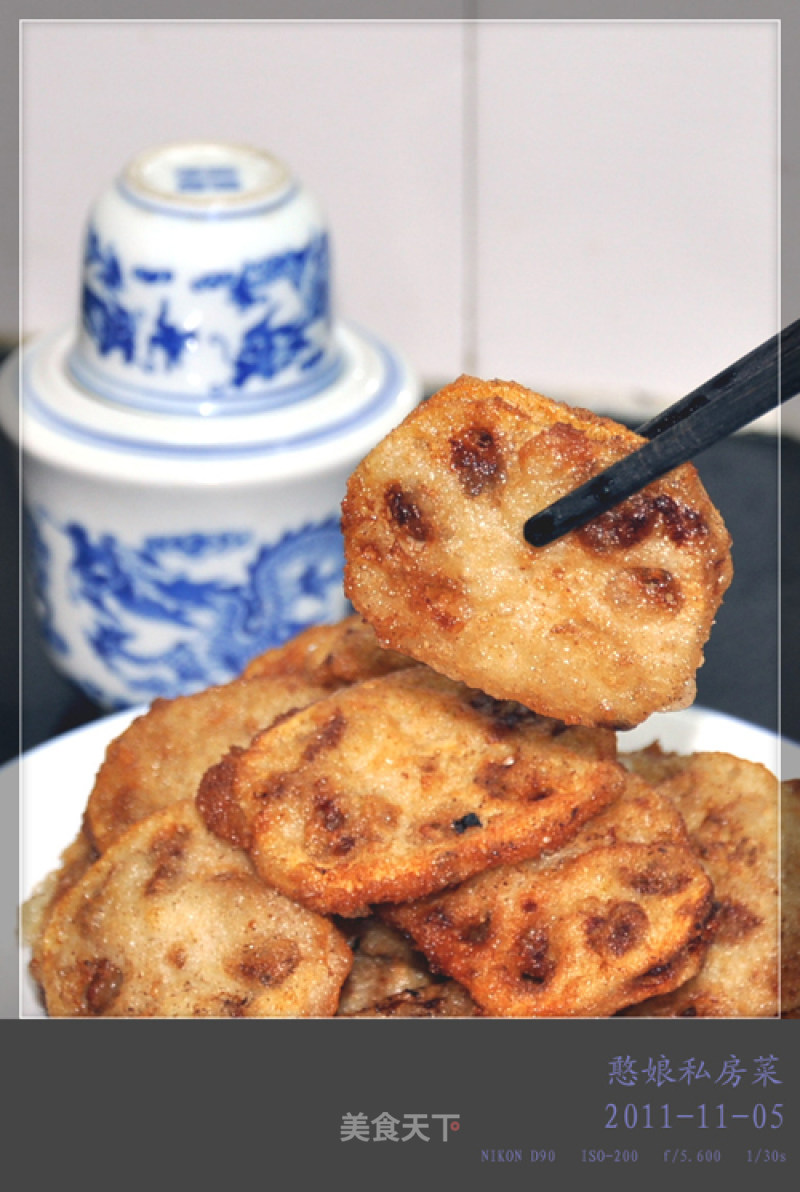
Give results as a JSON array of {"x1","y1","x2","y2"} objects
[
  {"x1": 383, "y1": 773, "x2": 713, "y2": 1017},
  {"x1": 341, "y1": 980, "x2": 482, "y2": 1017},
  {"x1": 84, "y1": 673, "x2": 330, "y2": 853},
  {"x1": 196, "y1": 666, "x2": 625, "y2": 916},
  {"x1": 781, "y1": 779, "x2": 800, "y2": 1017},
  {"x1": 336, "y1": 917, "x2": 434, "y2": 1015},
  {"x1": 242, "y1": 614, "x2": 413, "y2": 687},
  {"x1": 34, "y1": 802, "x2": 352, "y2": 1018},
  {"x1": 334, "y1": 916, "x2": 481, "y2": 1017},
  {"x1": 24, "y1": 829, "x2": 98, "y2": 983},
  {"x1": 342, "y1": 375, "x2": 732, "y2": 728},
  {"x1": 621, "y1": 747, "x2": 779, "y2": 1018}
]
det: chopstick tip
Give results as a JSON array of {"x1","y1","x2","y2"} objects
[{"x1": 523, "y1": 511, "x2": 556, "y2": 548}]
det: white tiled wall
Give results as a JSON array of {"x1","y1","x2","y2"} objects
[
  {"x1": 19, "y1": 18, "x2": 791, "y2": 431},
  {"x1": 474, "y1": 21, "x2": 778, "y2": 420}
]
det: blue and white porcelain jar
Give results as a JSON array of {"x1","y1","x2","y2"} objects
[{"x1": 1, "y1": 141, "x2": 421, "y2": 709}]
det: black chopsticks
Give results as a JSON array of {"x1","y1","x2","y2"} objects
[{"x1": 523, "y1": 318, "x2": 800, "y2": 548}]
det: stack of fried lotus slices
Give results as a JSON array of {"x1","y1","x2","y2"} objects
[{"x1": 25, "y1": 615, "x2": 786, "y2": 1019}]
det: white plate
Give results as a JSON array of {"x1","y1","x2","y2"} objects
[{"x1": 6, "y1": 705, "x2": 800, "y2": 1019}]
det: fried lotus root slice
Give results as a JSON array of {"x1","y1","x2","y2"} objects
[
  {"x1": 35, "y1": 802, "x2": 352, "y2": 1018},
  {"x1": 621, "y1": 747, "x2": 779, "y2": 1018},
  {"x1": 781, "y1": 779, "x2": 800, "y2": 1017},
  {"x1": 241, "y1": 614, "x2": 413, "y2": 686},
  {"x1": 24, "y1": 829, "x2": 99, "y2": 984},
  {"x1": 384, "y1": 774, "x2": 714, "y2": 1017},
  {"x1": 84, "y1": 673, "x2": 331, "y2": 853},
  {"x1": 336, "y1": 918, "x2": 434, "y2": 1015},
  {"x1": 341, "y1": 980, "x2": 483, "y2": 1018},
  {"x1": 196, "y1": 666, "x2": 624, "y2": 916},
  {"x1": 342, "y1": 375, "x2": 732, "y2": 729}
]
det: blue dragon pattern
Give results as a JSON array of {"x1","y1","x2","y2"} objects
[
  {"x1": 79, "y1": 225, "x2": 332, "y2": 394},
  {"x1": 26, "y1": 508, "x2": 347, "y2": 706}
]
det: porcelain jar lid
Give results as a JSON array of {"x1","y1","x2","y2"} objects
[{"x1": 65, "y1": 141, "x2": 347, "y2": 416}]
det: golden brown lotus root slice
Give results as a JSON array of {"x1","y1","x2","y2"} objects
[
  {"x1": 196, "y1": 666, "x2": 625, "y2": 916},
  {"x1": 782, "y1": 779, "x2": 800, "y2": 1016},
  {"x1": 334, "y1": 917, "x2": 483, "y2": 1017},
  {"x1": 34, "y1": 801, "x2": 352, "y2": 1018},
  {"x1": 335, "y1": 918, "x2": 434, "y2": 1015},
  {"x1": 242, "y1": 614, "x2": 413, "y2": 687},
  {"x1": 341, "y1": 980, "x2": 483, "y2": 1018},
  {"x1": 384, "y1": 773, "x2": 714, "y2": 1017},
  {"x1": 622, "y1": 747, "x2": 779, "y2": 1017},
  {"x1": 24, "y1": 829, "x2": 99, "y2": 984},
  {"x1": 342, "y1": 375, "x2": 732, "y2": 729},
  {"x1": 84, "y1": 673, "x2": 331, "y2": 853}
]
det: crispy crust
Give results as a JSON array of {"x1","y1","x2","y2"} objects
[
  {"x1": 340, "y1": 980, "x2": 482, "y2": 1018},
  {"x1": 84, "y1": 674, "x2": 330, "y2": 852},
  {"x1": 35, "y1": 802, "x2": 352, "y2": 1018},
  {"x1": 196, "y1": 666, "x2": 625, "y2": 916},
  {"x1": 383, "y1": 773, "x2": 714, "y2": 1017},
  {"x1": 335, "y1": 918, "x2": 440, "y2": 1015},
  {"x1": 241, "y1": 614, "x2": 413, "y2": 686},
  {"x1": 342, "y1": 375, "x2": 732, "y2": 728},
  {"x1": 24, "y1": 829, "x2": 99, "y2": 986},
  {"x1": 781, "y1": 779, "x2": 799, "y2": 1016},
  {"x1": 621, "y1": 747, "x2": 779, "y2": 1017}
]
